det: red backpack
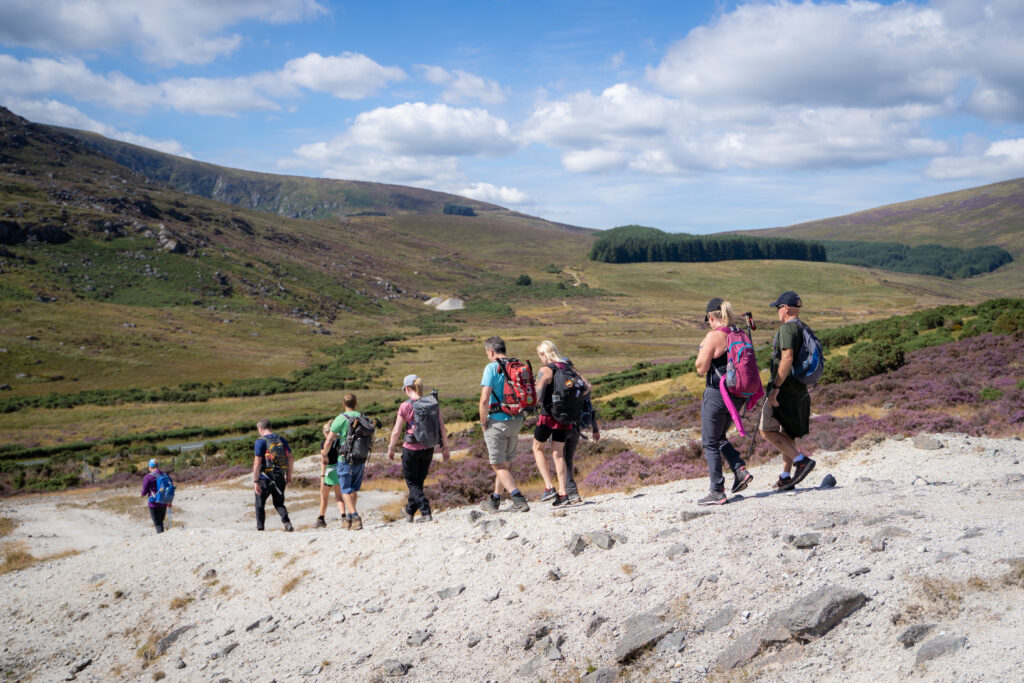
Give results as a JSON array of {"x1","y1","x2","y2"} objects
[
  {"x1": 493, "y1": 357, "x2": 537, "y2": 417},
  {"x1": 716, "y1": 326, "x2": 764, "y2": 404}
]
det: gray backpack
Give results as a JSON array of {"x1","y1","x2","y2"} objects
[
  {"x1": 341, "y1": 413, "x2": 376, "y2": 463},
  {"x1": 407, "y1": 390, "x2": 441, "y2": 448}
]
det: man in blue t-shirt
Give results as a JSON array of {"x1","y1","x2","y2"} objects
[
  {"x1": 253, "y1": 419, "x2": 294, "y2": 531},
  {"x1": 478, "y1": 336, "x2": 530, "y2": 513}
]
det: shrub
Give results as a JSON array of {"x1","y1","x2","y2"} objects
[{"x1": 515, "y1": 274, "x2": 532, "y2": 286}]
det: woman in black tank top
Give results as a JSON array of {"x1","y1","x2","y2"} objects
[{"x1": 695, "y1": 298, "x2": 752, "y2": 505}]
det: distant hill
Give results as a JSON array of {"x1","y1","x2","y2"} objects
[
  {"x1": 745, "y1": 177, "x2": 1024, "y2": 257},
  {"x1": 55, "y1": 126, "x2": 510, "y2": 221}
]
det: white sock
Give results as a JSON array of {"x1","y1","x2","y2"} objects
[
  {"x1": 779, "y1": 472, "x2": 792, "y2": 479},
  {"x1": 793, "y1": 454, "x2": 806, "y2": 464}
]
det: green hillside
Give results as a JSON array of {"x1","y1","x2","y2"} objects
[{"x1": 746, "y1": 177, "x2": 1024, "y2": 256}]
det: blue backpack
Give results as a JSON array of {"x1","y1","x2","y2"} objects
[
  {"x1": 150, "y1": 472, "x2": 176, "y2": 505},
  {"x1": 791, "y1": 320, "x2": 824, "y2": 385}
]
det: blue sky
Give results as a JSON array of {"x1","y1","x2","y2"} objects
[{"x1": 2, "y1": 0, "x2": 1024, "y2": 232}]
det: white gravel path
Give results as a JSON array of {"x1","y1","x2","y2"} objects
[{"x1": 1, "y1": 433, "x2": 1023, "y2": 682}]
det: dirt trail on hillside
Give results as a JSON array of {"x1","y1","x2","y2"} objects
[{"x1": 2, "y1": 434, "x2": 1023, "y2": 682}]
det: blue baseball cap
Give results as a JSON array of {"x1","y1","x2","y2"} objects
[
  {"x1": 148, "y1": 458, "x2": 159, "y2": 468},
  {"x1": 770, "y1": 291, "x2": 802, "y2": 308}
]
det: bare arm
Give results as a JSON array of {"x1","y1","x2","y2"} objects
[
  {"x1": 438, "y1": 412, "x2": 451, "y2": 462},
  {"x1": 252, "y1": 456, "x2": 261, "y2": 493},
  {"x1": 695, "y1": 330, "x2": 724, "y2": 376},
  {"x1": 285, "y1": 447, "x2": 293, "y2": 484},
  {"x1": 321, "y1": 433, "x2": 338, "y2": 472},
  {"x1": 387, "y1": 413, "x2": 406, "y2": 459},
  {"x1": 479, "y1": 386, "x2": 492, "y2": 426},
  {"x1": 534, "y1": 365, "x2": 552, "y2": 395},
  {"x1": 770, "y1": 348, "x2": 795, "y2": 407}
]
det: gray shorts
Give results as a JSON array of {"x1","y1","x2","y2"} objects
[
  {"x1": 484, "y1": 417, "x2": 523, "y2": 465},
  {"x1": 759, "y1": 398, "x2": 784, "y2": 433}
]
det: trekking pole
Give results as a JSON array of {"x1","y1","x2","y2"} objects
[{"x1": 742, "y1": 311, "x2": 764, "y2": 462}]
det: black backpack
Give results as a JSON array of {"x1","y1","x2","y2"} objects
[
  {"x1": 260, "y1": 434, "x2": 288, "y2": 476},
  {"x1": 408, "y1": 390, "x2": 441, "y2": 448},
  {"x1": 341, "y1": 413, "x2": 376, "y2": 463},
  {"x1": 549, "y1": 362, "x2": 587, "y2": 425}
]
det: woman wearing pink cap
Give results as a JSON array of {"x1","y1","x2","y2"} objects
[{"x1": 387, "y1": 375, "x2": 451, "y2": 522}]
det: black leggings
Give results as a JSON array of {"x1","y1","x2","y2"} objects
[
  {"x1": 402, "y1": 447, "x2": 434, "y2": 515},
  {"x1": 255, "y1": 477, "x2": 290, "y2": 530},
  {"x1": 561, "y1": 430, "x2": 580, "y2": 497},
  {"x1": 149, "y1": 506, "x2": 167, "y2": 534}
]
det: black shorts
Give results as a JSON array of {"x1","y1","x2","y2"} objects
[{"x1": 534, "y1": 423, "x2": 568, "y2": 443}]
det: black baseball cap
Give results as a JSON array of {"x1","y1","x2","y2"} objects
[
  {"x1": 769, "y1": 291, "x2": 802, "y2": 308},
  {"x1": 704, "y1": 297, "x2": 723, "y2": 322}
]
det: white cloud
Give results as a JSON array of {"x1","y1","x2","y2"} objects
[
  {"x1": 0, "y1": 0, "x2": 326, "y2": 66},
  {"x1": 281, "y1": 53, "x2": 406, "y2": 99},
  {"x1": 0, "y1": 52, "x2": 403, "y2": 117},
  {"x1": 3, "y1": 97, "x2": 192, "y2": 157},
  {"x1": 415, "y1": 65, "x2": 506, "y2": 105},
  {"x1": 346, "y1": 103, "x2": 517, "y2": 157},
  {"x1": 925, "y1": 138, "x2": 1024, "y2": 180},
  {"x1": 457, "y1": 182, "x2": 529, "y2": 205}
]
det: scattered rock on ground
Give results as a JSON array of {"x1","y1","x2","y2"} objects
[{"x1": 916, "y1": 635, "x2": 967, "y2": 666}]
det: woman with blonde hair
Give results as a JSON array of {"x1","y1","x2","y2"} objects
[
  {"x1": 533, "y1": 340, "x2": 590, "y2": 506},
  {"x1": 694, "y1": 297, "x2": 754, "y2": 505},
  {"x1": 315, "y1": 421, "x2": 345, "y2": 527}
]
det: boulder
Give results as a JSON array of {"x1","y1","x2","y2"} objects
[
  {"x1": 584, "y1": 531, "x2": 616, "y2": 550},
  {"x1": 912, "y1": 435, "x2": 942, "y2": 450},
  {"x1": 583, "y1": 667, "x2": 618, "y2": 683},
  {"x1": 771, "y1": 585, "x2": 867, "y2": 638},
  {"x1": 897, "y1": 624, "x2": 935, "y2": 648}
]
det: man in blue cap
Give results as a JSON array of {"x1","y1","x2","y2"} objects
[{"x1": 760, "y1": 291, "x2": 815, "y2": 490}]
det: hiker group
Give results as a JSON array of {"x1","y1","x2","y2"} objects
[{"x1": 147, "y1": 289, "x2": 821, "y2": 533}]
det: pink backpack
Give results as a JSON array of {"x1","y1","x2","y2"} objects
[{"x1": 715, "y1": 326, "x2": 765, "y2": 435}]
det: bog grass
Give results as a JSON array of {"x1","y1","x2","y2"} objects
[{"x1": 0, "y1": 517, "x2": 19, "y2": 537}]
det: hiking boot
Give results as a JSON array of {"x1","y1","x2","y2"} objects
[
  {"x1": 773, "y1": 474, "x2": 795, "y2": 491},
  {"x1": 731, "y1": 467, "x2": 753, "y2": 494},
  {"x1": 342, "y1": 516, "x2": 352, "y2": 530},
  {"x1": 350, "y1": 515, "x2": 363, "y2": 531},
  {"x1": 790, "y1": 457, "x2": 816, "y2": 487},
  {"x1": 284, "y1": 521, "x2": 294, "y2": 532},
  {"x1": 567, "y1": 492, "x2": 583, "y2": 506},
  {"x1": 403, "y1": 509, "x2": 415, "y2": 523},
  {"x1": 314, "y1": 516, "x2": 326, "y2": 528},
  {"x1": 480, "y1": 496, "x2": 500, "y2": 513},
  {"x1": 696, "y1": 491, "x2": 728, "y2": 506},
  {"x1": 539, "y1": 487, "x2": 556, "y2": 502},
  {"x1": 419, "y1": 513, "x2": 433, "y2": 523},
  {"x1": 551, "y1": 493, "x2": 569, "y2": 507},
  {"x1": 510, "y1": 493, "x2": 530, "y2": 512}
]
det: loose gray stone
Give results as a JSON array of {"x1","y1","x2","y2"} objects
[
  {"x1": 959, "y1": 528, "x2": 983, "y2": 540},
  {"x1": 657, "y1": 527, "x2": 680, "y2": 538},
  {"x1": 330, "y1": 609, "x2": 346, "y2": 624},
  {"x1": 467, "y1": 635, "x2": 482, "y2": 648},
  {"x1": 406, "y1": 630, "x2": 430, "y2": 646},
  {"x1": 379, "y1": 659, "x2": 412, "y2": 676},
  {"x1": 820, "y1": 474, "x2": 837, "y2": 488},
  {"x1": 568, "y1": 534, "x2": 588, "y2": 556},
  {"x1": 88, "y1": 573, "x2": 105, "y2": 584},
  {"x1": 915, "y1": 635, "x2": 966, "y2": 665},
  {"x1": 614, "y1": 622, "x2": 674, "y2": 663},
  {"x1": 504, "y1": 530, "x2": 519, "y2": 540},
  {"x1": 912, "y1": 435, "x2": 942, "y2": 450},
  {"x1": 303, "y1": 664, "x2": 322, "y2": 676},
  {"x1": 875, "y1": 525, "x2": 912, "y2": 538},
  {"x1": 71, "y1": 658, "x2": 92, "y2": 673},
  {"x1": 864, "y1": 515, "x2": 890, "y2": 526},
  {"x1": 547, "y1": 568, "x2": 562, "y2": 581},
  {"x1": 536, "y1": 635, "x2": 563, "y2": 661},
  {"x1": 466, "y1": 510, "x2": 483, "y2": 523},
  {"x1": 703, "y1": 606, "x2": 737, "y2": 633},
  {"x1": 585, "y1": 616, "x2": 607, "y2": 637},
  {"x1": 870, "y1": 538, "x2": 886, "y2": 552},
  {"x1": 175, "y1": 658, "x2": 186, "y2": 669},
  {"x1": 202, "y1": 569, "x2": 217, "y2": 581},
  {"x1": 848, "y1": 566, "x2": 871, "y2": 577},
  {"x1": 156, "y1": 625, "x2": 193, "y2": 656},
  {"x1": 584, "y1": 531, "x2": 616, "y2": 550},
  {"x1": 478, "y1": 519, "x2": 507, "y2": 534},
  {"x1": 363, "y1": 602, "x2": 383, "y2": 613},
  {"x1": 656, "y1": 631, "x2": 686, "y2": 654},
  {"x1": 717, "y1": 622, "x2": 792, "y2": 669},
  {"x1": 791, "y1": 533, "x2": 821, "y2": 549},
  {"x1": 898, "y1": 623, "x2": 935, "y2": 648},
  {"x1": 437, "y1": 585, "x2": 465, "y2": 600},
  {"x1": 680, "y1": 510, "x2": 713, "y2": 522},
  {"x1": 772, "y1": 586, "x2": 867, "y2": 638},
  {"x1": 483, "y1": 589, "x2": 500, "y2": 603},
  {"x1": 706, "y1": 574, "x2": 719, "y2": 583},
  {"x1": 665, "y1": 543, "x2": 690, "y2": 559},
  {"x1": 583, "y1": 667, "x2": 618, "y2": 683},
  {"x1": 353, "y1": 653, "x2": 372, "y2": 666},
  {"x1": 220, "y1": 642, "x2": 238, "y2": 657}
]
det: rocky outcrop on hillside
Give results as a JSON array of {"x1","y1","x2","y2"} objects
[{"x1": 2, "y1": 434, "x2": 1022, "y2": 681}]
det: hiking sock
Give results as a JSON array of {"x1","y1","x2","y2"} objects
[
  {"x1": 779, "y1": 472, "x2": 792, "y2": 479},
  {"x1": 793, "y1": 454, "x2": 806, "y2": 464},
  {"x1": 510, "y1": 489, "x2": 522, "y2": 498},
  {"x1": 490, "y1": 493, "x2": 501, "y2": 502}
]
